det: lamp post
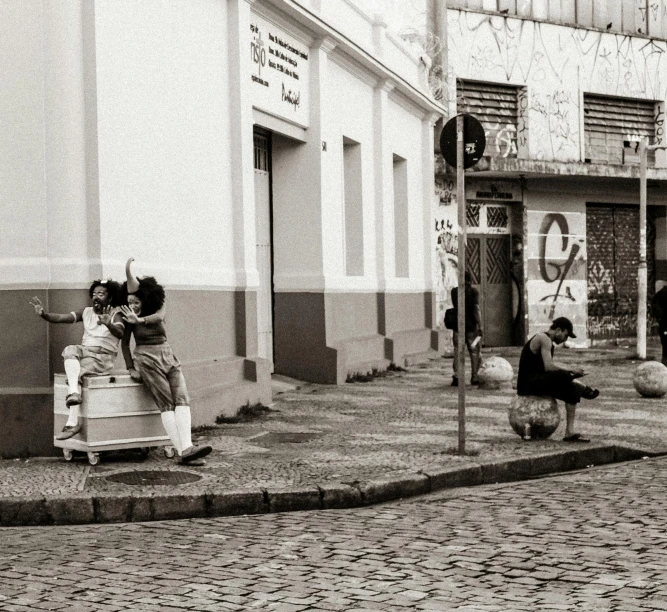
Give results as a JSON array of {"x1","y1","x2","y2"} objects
[{"x1": 638, "y1": 138, "x2": 667, "y2": 360}]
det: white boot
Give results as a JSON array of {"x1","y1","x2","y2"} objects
[
  {"x1": 161, "y1": 411, "x2": 182, "y2": 455},
  {"x1": 175, "y1": 406, "x2": 211, "y2": 463}
]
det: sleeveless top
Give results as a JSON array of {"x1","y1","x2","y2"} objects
[
  {"x1": 81, "y1": 307, "x2": 121, "y2": 354},
  {"x1": 516, "y1": 334, "x2": 554, "y2": 394}
]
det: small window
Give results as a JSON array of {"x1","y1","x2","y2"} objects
[
  {"x1": 343, "y1": 138, "x2": 364, "y2": 276},
  {"x1": 393, "y1": 155, "x2": 409, "y2": 278}
]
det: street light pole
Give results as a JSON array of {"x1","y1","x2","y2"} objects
[
  {"x1": 638, "y1": 138, "x2": 648, "y2": 360},
  {"x1": 638, "y1": 139, "x2": 667, "y2": 359},
  {"x1": 456, "y1": 114, "x2": 466, "y2": 455}
]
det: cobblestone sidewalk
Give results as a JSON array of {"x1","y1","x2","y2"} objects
[{"x1": 2, "y1": 343, "x2": 667, "y2": 524}]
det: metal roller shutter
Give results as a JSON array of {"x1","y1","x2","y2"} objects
[{"x1": 584, "y1": 94, "x2": 656, "y2": 165}]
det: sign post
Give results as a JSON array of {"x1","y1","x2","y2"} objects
[{"x1": 440, "y1": 113, "x2": 486, "y2": 455}]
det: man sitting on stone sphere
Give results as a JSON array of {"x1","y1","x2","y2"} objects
[{"x1": 516, "y1": 317, "x2": 599, "y2": 443}]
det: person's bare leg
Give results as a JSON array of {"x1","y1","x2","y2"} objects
[{"x1": 565, "y1": 402, "x2": 577, "y2": 438}]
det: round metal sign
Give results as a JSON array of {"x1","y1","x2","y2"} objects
[{"x1": 440, "y1": 113, "x2": 486, "y2": 169}]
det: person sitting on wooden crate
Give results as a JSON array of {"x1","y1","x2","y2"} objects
[
  {"x1": 120, "y1": 258, "x2": 212, "y2": 464},
  {"x1": 30, "y1": 279, "x2": 125, "y2": 440}
]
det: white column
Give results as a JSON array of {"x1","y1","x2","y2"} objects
[
  {"x1": 422, "y1": 112, "x2": 441, "y2": 295},
  {"x1": 272, "y1": 37, "x2": 336, "y2": 293},
  {"x1": 228, "y1": 0, "x2": 258, "y2": 289},
  {"x1": 44, "y1": 0, "x2": 99, "y2": 285},
  {"x1": 312, "y1": 38, "x2": 339, "y2": 285},
  {"x1": 374, "y1": 80, "x2": 395, "y2": 288},
  {"x1": 373, "y1": 13, "x2": 388, "y2": 59}
]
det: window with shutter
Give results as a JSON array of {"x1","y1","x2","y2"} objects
[
  {"x1": 456, "y1": 80, "x2": 520, "y2": 159},
  {"x1": 583, "y1": 94, "x2": 657, "y2": 166}
]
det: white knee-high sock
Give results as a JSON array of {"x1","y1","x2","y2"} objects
[
  {"x1": 65, "y1": 405, "x2": 80, "y2": 427},
  {"x1": 161, "y1": 411, "x2": 182, "y2": 453},
  {"x1": 174, "y1": 405, "x2": 193, "y2": 452},
  {"x1": 64, "y1": 359, "x2": 81, "y2": 395}
]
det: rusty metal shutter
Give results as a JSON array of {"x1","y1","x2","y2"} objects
[
  {"x1": 456, "y1": 80, "x2": 519, "y2": 159},
  {"x1": 584, "y1": 94, "x2": 656, "y2": 165}
]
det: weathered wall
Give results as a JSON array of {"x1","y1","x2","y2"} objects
[
  {"x1": 447, "y1": 10, "x2": 667, "y2": 164},
  {"x1": 525, "y1": 200, "x2": 588, "y2": 341}
]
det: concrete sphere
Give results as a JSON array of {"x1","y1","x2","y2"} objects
[
  {"x1": 508, "y1": 395, "x2": 560, "y2": 440},
  {"x1": 477, "y1": 356, "x2": 514, "y2": 390},
  {"x1": 633, "y1": 361, "x2": 667, "y2": 398}
]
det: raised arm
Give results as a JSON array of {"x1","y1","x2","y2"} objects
[
  {"x1": 29, "y1": 297, "x2": 82, "y2": 324},
  {"x1": 121, "y1": 324, "x2": 142, "y2": 381}
]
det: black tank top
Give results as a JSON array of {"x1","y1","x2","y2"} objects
[{"x1": 516, "y1": 334, "x2": 554, "y2": 394}]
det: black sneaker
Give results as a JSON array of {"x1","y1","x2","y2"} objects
[
  {"x1": 582, "y1": 386, "x2": 599, "y2": 400},
  {"x1": 451, "y1": 377, "x2": 458, "y2": 387},
  {"x1": 180, "y1": 445, "x2": 212, "y2": 463}
]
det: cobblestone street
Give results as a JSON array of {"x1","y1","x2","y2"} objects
[{"x1": 2, "y1": 456, "x2": 667, "y2": 611}]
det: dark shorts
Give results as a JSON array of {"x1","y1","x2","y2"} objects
[{"x1": 518, "y1": 370, "x2": 582, "y2": 404}]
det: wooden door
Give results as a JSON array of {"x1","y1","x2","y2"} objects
[{"x1": 467, "y1": 234, "x2": 512, "y2": 347}]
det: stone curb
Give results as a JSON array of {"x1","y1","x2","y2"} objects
[{"x1": 1, "y1": 445, "x2": 664, "y2": 527}]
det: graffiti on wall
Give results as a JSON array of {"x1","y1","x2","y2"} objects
[
  {"x1": 448, "y1": 11, "x2": 667, "y2": 162},
  {"x1": 434, "y1": 181, "x2": 458, "y2": 328},
  {"x1": 537, "y1": 213, "x2": 582, "y2": 319},
  {"x1": 526, "y1": 210, "x2": 586, "y2": 327},
  {"x1": 435, "y1": 177, "x2": 455, "y2": 206}
]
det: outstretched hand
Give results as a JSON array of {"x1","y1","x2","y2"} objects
[
  {"x1": 97, "y1": 305, "x2": 114, "y2": 327},
  {"x1": 29, "y1": 297, "x2": 44, "y2": 316},
  {"x1": 120, "y1": 305, "x2": 141, "y2": 324}
]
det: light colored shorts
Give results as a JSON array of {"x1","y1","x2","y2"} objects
[
  {"x1": 133, "y1": 344, "x2": 190, "y2": 412},
  {"x1": 62, "y1": 345, "x2": 116, "y2": 382}
]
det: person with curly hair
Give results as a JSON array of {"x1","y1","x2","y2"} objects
[
  {"x1": 120, "y1": 258, "x2": 212, "y2": 464},
  {"x1": 30, "y1": 279, "x2": 125, "y2": 440}
]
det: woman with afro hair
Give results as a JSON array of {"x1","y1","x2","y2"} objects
[{"x1": 121, "y1": 258, "x2": 212, "y2": 463}]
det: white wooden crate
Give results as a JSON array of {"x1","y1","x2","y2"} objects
[{"x1": 54, "y1": 373, "x2": 173, "y2": 464}]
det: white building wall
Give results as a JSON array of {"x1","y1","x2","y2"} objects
[
  {"x1": 94, "y1": 0, "x2": 235, "y2": 288},
  {"x1": 325, "y1": 58, "x2": 377, "y2": 290},
  {"x1": 386, "y1": 97, "x2": 427, "y2": 290},
  {"x1": 0, "y1": 2, "x2": 47, "y2": 287}
]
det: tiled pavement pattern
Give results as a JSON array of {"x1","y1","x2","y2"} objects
[
  {"x1": 3, "y1": 344, "x2": 667, "y2": 497},
  {"x1": 2, "y1": 456, "x2": 667, "y2": 611}
]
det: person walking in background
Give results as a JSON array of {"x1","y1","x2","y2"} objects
[
  {"x1": 652, "y1": 284, "x2": 667, "y2": 366},
  {"x1": 450, "y1": 271, "x2": 483, "y2": 387},
  {"x1": 121, "y1": 258, "x2": 212, "y2": 464},
  {"x1": 516, "y1": 317, "x2": 599, "y2": 443}
]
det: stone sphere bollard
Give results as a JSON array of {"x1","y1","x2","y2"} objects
[
  {"x1": 477, "y1": 356, "x2": 514, "y2": 390},
  {"x1": 633, "y1": 361, "x2": 667, "y2": 398},
  {"x1": 508, "y1": 395, "x2": 560, "y2": 440}
]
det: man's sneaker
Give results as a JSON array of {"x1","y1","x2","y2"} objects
[
  {"x1": 471, "y1": 376, "x2": 480, "y2": 385},
  {"x1": 451, "y1": 377, "x2": 458, "y2": 387},
  {"x1": 56, "y1": 423, "x2": 82, "y2": 440},
  {"x1": 180, "y1": 445, "x2": 212, "y2": 463},
  {"x1": 66, "y1": 392, "x2": 82, "y2": 407},
  {"x1": 582, "y1": 386, "x2": 600, "y2": 400}
]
